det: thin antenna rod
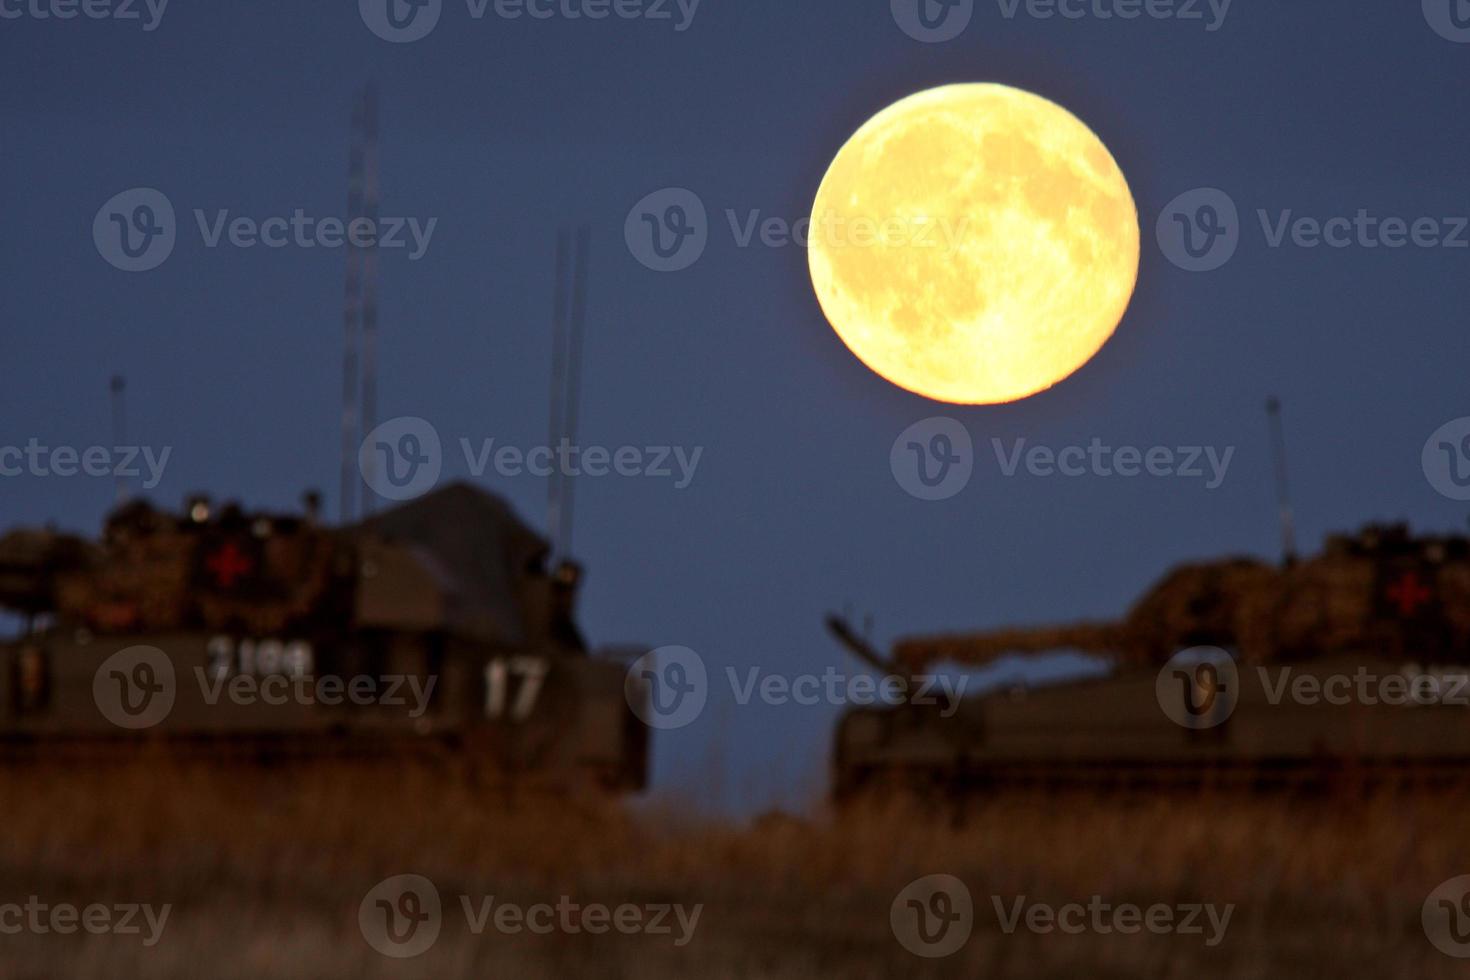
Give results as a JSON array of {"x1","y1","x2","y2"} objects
[
  {"x1": 558, "y1": 225, "x2": 591, "y2": 560},
  {"x1": 1266, "y1": 396, "x2": 1297, "y2": 566},
  {"x1": 359, "y1": 81, "x2": 381, "y2": 518},
  {"x1": 546, "y1": 228, "x2": 571, "y2": 563},
  {"x1": 339, "y1": 88, "x2": 367, "y2": 525},
  {"x1": 110, "y1": 374, "x2": 128, "y2": 505}
]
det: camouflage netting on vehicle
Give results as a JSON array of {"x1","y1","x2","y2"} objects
[
  {"x1": 0, "y1": 529, "x2": 96, "y2": 615},
  {"x1": 892, "y1": 526, "x2": 1470, "y2": 671},
  {"x1": 53, "y1": 514, "x2": 337, "y2": 635}
]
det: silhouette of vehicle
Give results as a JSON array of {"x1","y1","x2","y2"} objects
[
  {"x1": 0, "y1": 483, "x2": 649, "y2": 792},
  {"x1": 828, "y1": 522, "x2": 1470, "y2": 799}
]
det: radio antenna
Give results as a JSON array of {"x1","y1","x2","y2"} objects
[
  {"x1": 358, "y1": 80, "x2": 381, "y2": 518},
  {"x1": 339, "y1": 87, "x2": 367, "y2": 524},
  {"x1": 559, "y1": 225, "x2": 591, "y2": 560},
  {"x1": 547, "y1": 229, "x2": 571, "y2": 564},
  {"x1": 1266, "y1": 396, "x2": 1297, "y2": 566},
  {"x1": 546, "y1": 226, "x2": 591, "y2": 564},
  {"x1": 110, "y1": 374, "x2": 128, "y2": 504}
]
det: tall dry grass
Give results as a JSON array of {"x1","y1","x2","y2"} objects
[{"x1": 0, "y1": 756, "x2": 1464, "y2": 978}]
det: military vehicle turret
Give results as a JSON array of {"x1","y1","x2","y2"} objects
[
  {"x1": 828, "y1": 524, "x2": 1470, "y2": 800},
  {"x1": 0, "y1": 482, "x2": 649, "y2": 792}
]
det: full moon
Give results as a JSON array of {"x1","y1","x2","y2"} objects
[{"x1": 809, "y1": 84, "x2": 1139, "y2": 405}]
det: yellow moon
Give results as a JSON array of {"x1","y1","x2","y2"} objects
[{"x1": 809, "y1": 84, "x2": 1139, "y2": 405}]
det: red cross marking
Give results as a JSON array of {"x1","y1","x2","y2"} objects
[
  {"x1": 1387, "y1": 571, "x2": 1433, "y2": 617},
  {"x1": 206, "y1": 542, "x2": 254, "y2": 588}
]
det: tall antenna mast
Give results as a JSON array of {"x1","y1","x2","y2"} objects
[
  {"x1": 339, "y1": 87, "x2": 367, "y2": 524},
  {"x1": 110, "y1": 374, "x2": 128, "y2": 504},
  {"x1": 359, "y1": 81, "x2": 381, "y2": 518},
  {"x1": 1266, "y1": 396, "x2": 1297, "y2": 566},
  {"x1": 545, "y1": 226, "x2": 591, "y2": 564}
]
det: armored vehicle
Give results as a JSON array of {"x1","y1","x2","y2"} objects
[
  {"x1": 0, "y1": 482, "x2": 649, "y2": 792},
  {"x1": 828, "y1": 524, "x2": 1470, "y2": 799}
]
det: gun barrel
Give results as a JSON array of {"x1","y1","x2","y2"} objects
[
  {"x1": 824, "y1": 614, "x2": 892, "y2": 673},
  {"x1": 893, "y1": 621, "x2": 1126, "y2": 672}
]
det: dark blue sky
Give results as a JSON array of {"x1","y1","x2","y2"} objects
[{"x1": 3, "y1": 1, "x2": 1469, "y2": 813}]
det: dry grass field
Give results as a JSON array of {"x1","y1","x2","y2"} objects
[{"x1": 0, "y1": 757, "x2": 1464, "y2": 978}]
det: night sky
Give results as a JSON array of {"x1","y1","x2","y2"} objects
[{"x1": 3, "y1": 1, "x2": 1469, "y2": 813}]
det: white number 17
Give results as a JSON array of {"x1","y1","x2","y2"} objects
[{"x1": 485, "y1": 656, "x2": 548, "y2": 721}]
